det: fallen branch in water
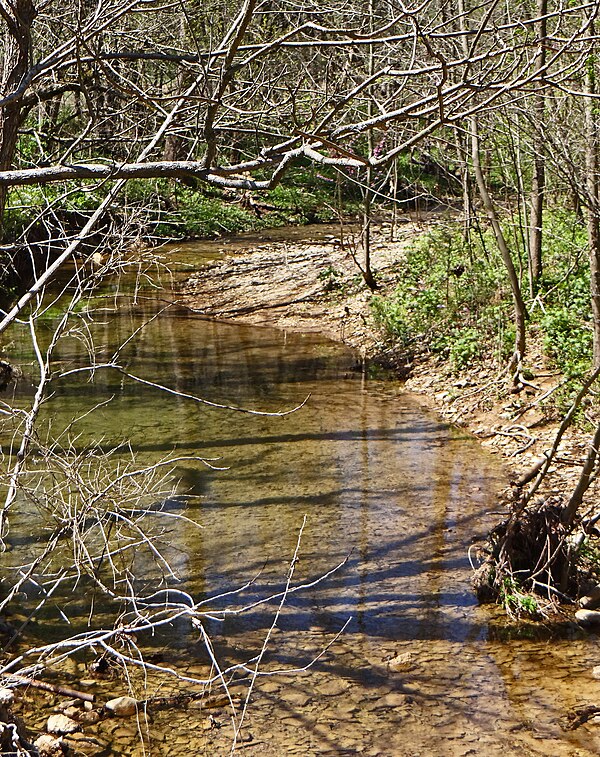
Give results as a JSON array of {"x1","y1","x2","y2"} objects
[
  {"x1": 562, "y1": 704, "x2": 600, "y2": 730},
  {"x1": 3, "y1": 673, "x2": 95, "y2": 703}
]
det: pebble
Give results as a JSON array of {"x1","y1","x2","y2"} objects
[
  {"x1": 61, "y1": 705, "x2": 81, "y2": 720},
  {"x1": 0, "y1": 687, "x2": 14, "y2": 705},
  {"x1": 282, "y1": 690, "x2": 312, "y2": 707},
  {"x1": 47, "y1": 713, "x2": 80, "y2": 734},
  {"x1": 56, "y1": 698, "x2": 80, "y2": 712},
  {"x1": 371, "y1": 691, "x2": 411, "y2": 709},
  {"x1": 79, "y1": 710, "x2": 101, "y2": 725},
  {"x1": 63, "y1": 732, "x2": 108, "y2": 756},
  {"x1": 258, "y1": 680, "x2": 281, "y2": 694},
  {"x1": 386, "y1": 651, "x2": 413, "y2": 669},
  {"x1": 315, "y1": 679, "x2": 351, "y2": 697}
]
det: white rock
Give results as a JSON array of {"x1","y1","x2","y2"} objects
[
  {"x1": 0, "y1": 687, "x2": 14, "y2": 705},
  {"x1": 47, "y1": 713, "x2": 80, "y2": 734},
  {"x1": 105, "y1": 696, "x2": 138, "y2": 717},
  {"x1": 34, "y1": 733, "x2": 64, "y2": 757}
]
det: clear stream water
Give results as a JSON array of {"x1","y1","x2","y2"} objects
[{"x1": 3, "y1": 227, "x2": 600, "y2": 756}]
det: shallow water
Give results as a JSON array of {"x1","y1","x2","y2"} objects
[{"x1": 4, "y1": 228, "x2": 600, "y2": 756}]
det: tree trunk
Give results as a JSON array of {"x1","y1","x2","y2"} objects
[
  {"x1": 361, "y1": 0, "x2": 378, "y2": 292},
  {"x1": 584, "y1": 35, "x2": 600, "y2": 369},
  {"x1": 0, "y1": 0, "x2": 37, "y2": 231},
  {"x1": 527, "y1": 0, "x2": 547, "y2": 290},
  {"x1": 470, "y1": 115, "x2": 528, "y2": 363}
]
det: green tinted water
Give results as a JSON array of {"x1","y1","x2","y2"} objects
[{"x1": 4, "y1": 228, "x2": 600, "y2": 755}]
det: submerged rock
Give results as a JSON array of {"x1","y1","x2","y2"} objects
[
  {"x1": 64, "y1": 732, "x2": 109, "y2": 756},
  {"x1": 47, "y1": 713, "x2": 80, "y2": 734},
  {"x1": 34, "y1": 733, "x2": 64, "y2": 756},
  {"x1": 105, "y1": 696, "x2": 138, "y2": 717}
]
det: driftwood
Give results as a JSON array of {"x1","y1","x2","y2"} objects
[
  {"x1": 511, "y1": 454, "x2": 547, "y2": 488},
  {"x1": 143, "y1": 691, "x2": 238, "y2": 711},
  {"x1": 4, "y1": 673, "x2": 95, "y2": 703},
  {"x1": 562, "y1": 704, "x2": 600, "y2": 730}
]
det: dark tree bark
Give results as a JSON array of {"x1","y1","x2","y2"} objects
[
  {"x1": 0, "y1": 0, "x2": 37, "y2": 230},
  {"x1": 584, "y1": 31, "x2": 600, "y2": 369},
  {"x1": 527, "y1": 0, "x2": 547, "y2": 290}
]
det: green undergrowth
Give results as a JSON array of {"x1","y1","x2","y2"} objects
[
  {"x1": 3, "y1": 167, "x2": 357, "y2": 242},
  {"x1": 371, "y1": 211, "x2": 593, "y2": 406},
  {"x1": 371, "y1": 222, "x2": 514, "y2": 370}
]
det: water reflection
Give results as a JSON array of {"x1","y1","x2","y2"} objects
[{"x1": 3, "y1": 231, "x2": 600, "y2": 755}]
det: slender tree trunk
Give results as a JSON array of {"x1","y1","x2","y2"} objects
[
  {"x1": 527, "y1": 0, "x2": 547, "y2": 290},
  {"x1": 0, "y1": 0, "x2": 37, "y2": 231},
  {"x1": 454, "y1": 127, "x2": 472, "y2": 245},
  {"x1": 563, "y1": 420, "x2": 600, "y2": 527},
  {"x1": 584, "y1": 35, "x2": 600, "y2": 369},
  {"x1": 470, "y1": 115, "x2": 528, "y2": 363},
  {"x1": 361, "y1": 0, "x2": 378, "y2": 291}
]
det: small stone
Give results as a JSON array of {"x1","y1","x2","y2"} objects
[
  {"x1": 0, "y1": 687, "x2": 14, "y2": 705},
  {"x1": 580, "y1": 586, "x2": 600, "y2": 610},
  {"x1": 56, "y1": 699, "x2": 80, "y2": 713},
  {"x1": 575, "y1": 609, "x2": 600, "y2": 626},
  {"x1": 315, "y1": 679, "x2": 351, "y2": 697},
  {"x1": 79, "y1": 710, "x2": 101, "y2": 725},
  {"x1": 105, "y1": 696, "x2": 138, "y2": 717},
  {"x1": 34, "y1": 733, "x2": 64, "y2": 757},
  {"x1": 592, "y1": 665, "x2": 600, "y2": 679},
  {"x1": 47, "y1": 713, "x2": 80, "y2": 735},
  {"x1": 282, "y1": 690, "x2": 311, "y2": 707},
  {"x1": 372, "y1": 691, "x2": 410, "y2": 709},
  {"x1": 63, "y1": 732, "x2": 108, "y2": 756},
  {"x1": 386, "y1": 652, "x2": 413, "y2": 669},
  {"x1": 61, "y1": 706, "x2": 81, "y2": 720}
]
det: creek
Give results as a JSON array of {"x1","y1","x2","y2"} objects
[{"x1": 3, "y1": 226, "x2": 600, "y2": 756}]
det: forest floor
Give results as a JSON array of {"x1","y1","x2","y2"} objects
[{"x1": 179, "y1": 215, "x2": 600, "y2": 592}]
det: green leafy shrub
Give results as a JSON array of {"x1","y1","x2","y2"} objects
[
  {"x1": 541, "y1": 307, "x2": 592, "y2": 379},
  {"x1": 371, "y1": 224, "x2": 511, "y2": 366},
  {"x1": 449, "y1": 327, "x2": 481, "y2": 369}
]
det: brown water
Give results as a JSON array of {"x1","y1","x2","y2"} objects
[{"x1": 4, "y1": 228, "x2": 600, "y2": 756}]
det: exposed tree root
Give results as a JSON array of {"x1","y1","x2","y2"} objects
[{"x1": 473, "y1": 495, "x2": 579, "y2": 614}]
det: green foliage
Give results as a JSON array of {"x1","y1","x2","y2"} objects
[
  {"x1": 4, "y1": 165, "x2": 353, "y2": 243},
  {"x1": 449, "y1": 327, "x2": 481, "y2": 369},
  {"x1": 371, "y1": 224, "x2": 511, "y2": 366},
  {"x1": 317, "y1": 265, "x2": 343, "y2": 292},
  {"x1": 267, "y1": 172, "x2": 345, "y2": 224},
  {"x1": 371, "y1": 210, "x2": 594, "y2": 387},
  {"x1": 499, "y1": 576, "x2": 540, "y2": 619},
  {"x1": 541, "y1": 307, "x2": 592, "y2": 379},
  {"x1": 530, "y1": 211, "x2": 594, "y2": 417}
]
